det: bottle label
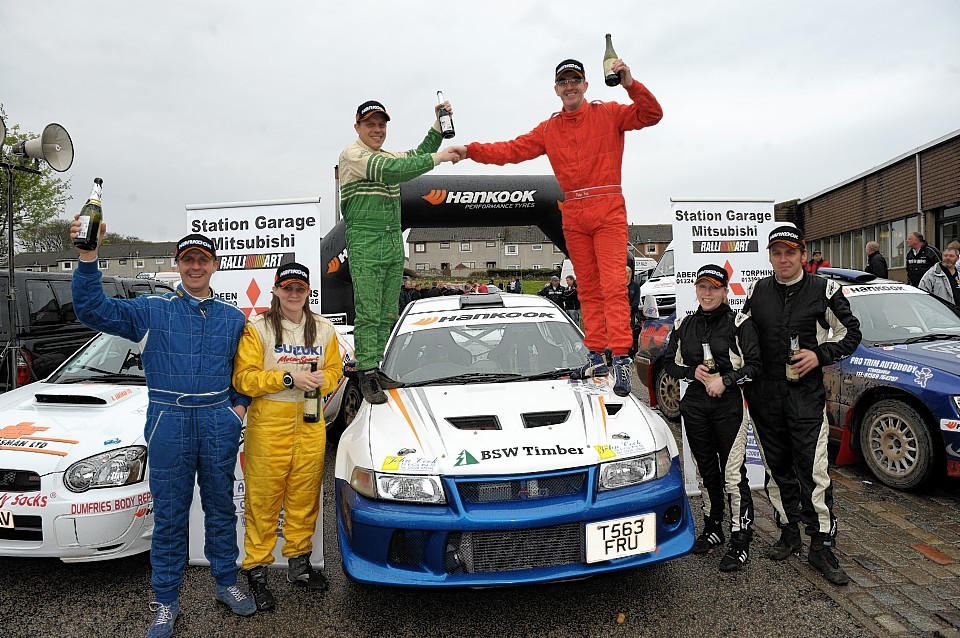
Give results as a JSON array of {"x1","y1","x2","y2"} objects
[
  {"x1": 786, "y1": 355, "x2": 800, "y2": 381},
  {"x1": 304, "y1": 397, "x2": 319, "y2": 418},
  {"x1": 439, "y1": 114, "x2": 454, "y2": 134},
  {"x1": 77, "y1": 216, "x2": 92, "y2": 241},
  {"x1": 603, "y1": 58, "x2": 616, "y2": 77}
]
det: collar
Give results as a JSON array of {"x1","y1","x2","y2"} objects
[
  {"x1": 176, "y1": 284, "x2": 215, "y2": 310},
  {"x1": 775, "y1": 271, "x2": 805, "y2": 286}
]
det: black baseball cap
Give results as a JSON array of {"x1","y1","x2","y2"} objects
[
  {"x1": 275, "y1": 262, "x2": 310, "y2": 289},
  {"x1": 766, "y1": 225, "x2": 805, "y2": 250},
  {"x1": 555, "y1": 59, "x2": 586, "y2": 80},
  {"x1": 356, "y1": 100, "x2": 391, "y2": 123},
  {"x1": 176, "y1": 234, "x2": 216, "y2": 260},
  {"x1": 695, "y1": 264, "x2": 729, "y2": 288}
]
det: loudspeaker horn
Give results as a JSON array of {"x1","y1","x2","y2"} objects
[
  {"x1": 19, "y1": 123, "x2": 74, "y2": 172},
  {"x1": 0, "y1": 117, "x2": 7, "y2": 150}
]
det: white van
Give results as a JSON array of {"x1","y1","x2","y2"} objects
[
  {"x1": 560, "y1": 256, "x2": 659, "y2": 284},
  {"x1": 638, "y1": 242, "x2": 675, "y2": 313}
]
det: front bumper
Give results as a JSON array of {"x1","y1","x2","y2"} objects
[{"x1": 336, "y1": 459, "x2": 693, "y2": 587}]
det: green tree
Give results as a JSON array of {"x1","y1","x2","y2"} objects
[{"x1": 0, "y1": 103, "x2": 73, "y2": 263}]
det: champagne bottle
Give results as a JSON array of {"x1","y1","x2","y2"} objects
[
  {"x1": 303, "y1": 362, "x2": 320, "y2": 423},
  {"x1": 603, "y1": 33, "x2": 621, "y2": 87},
  {"x1": 786, "y1": 333, "x2": 801, "y2": 382},
  {"x1": 702, "y1": 342, "x2": 719, "y2": 381},
  {"x1": 74, "y1": 178, "x2": 104, "y2": 251},
  {"x1": 437, "y1": 90, "x2": 455, "y2": 139}
]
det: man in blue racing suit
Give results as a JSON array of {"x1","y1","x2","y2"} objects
[{"x1": 71, "y1": 226, "x2": 257, "y2": 638}]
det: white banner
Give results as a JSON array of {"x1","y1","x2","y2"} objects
[{"x1": 670, "y1": 198, "x2": 778, "y2": 495}]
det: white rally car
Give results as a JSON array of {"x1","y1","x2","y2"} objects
[
  {"x1": 0, "y1": 325, "x2": 358, "y2": 562},
  {"x1": 335, "y1": 292, "x2": 694, "y2": 587}
]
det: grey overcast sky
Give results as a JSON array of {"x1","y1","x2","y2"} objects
[{"x1": 2, "y1": 0, "x2": 958, "y2": 241}]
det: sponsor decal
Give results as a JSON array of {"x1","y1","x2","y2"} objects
[
  {"x1": 134, "y1": 503, "x2": 154, "y2": 518},
  {"x1": 914, "y1": 367, "x2": 933, "y2": 388},
  {"x1": 218, "y1": 252, "x2": 295, "y2": 271},
  {"x1": 0, "y1": 493, "x2": 48, "y2": 509},
  {"x1": 478, "y1": 445, "x2": 585, "y2": 460},
  {"x1": 610, "y1": 440, "x2": 649, "y2": 457},
  {"x1": 568, "y1": 377, "x2": 612, "y2": 396},
  {"x1": 847, "y1": 356, "x2": 934, "y2": 387},
  {"x1": 941, "y1": 419, "x2": 960, "y2": 431},
  {"x1": 103, "y1": 438, "x2": 121, "y2": 446},
  {"x1": 421, "y1": 189, "x2": 537, "y2": 210},
  {"x1": 594, "y1": 445, "x2": 617, "y2": 460},
  {"x1": 0, "y1": 421, "x2": 78, "y2": 456},
  {"x1": 69, "y1": 492, "x2": 152, "y2": 515},
  {"x1": 381, "y1": 456, "x2": 439, "y2": 472},
  {"x1": 842, "y1": 284, "x2": 914, "y2": 295},
  {"x1": 453, "y1": 450, "x2": 479, "y2": 466},
  {"x1": 239, "y1": 278, "x2": 271, "y2": 319},
  {"x1": 110, "y1": 389, "x2": 133, "y2": 402},
  {"x1": 639, "y1": 323, "x2": 671, "y2": 349},
  {"x1": 327, "y1": 247, "x2": 348, "y2": 274},
  {"x1": 691, "y1": 240, "x2": 759, "y2": 255},
  {"x1": 921, "y1": 342, "x2": 960, "y2": 359},
  {"x1": 411, "y1": 317, "x2": 439, "y2": 326}
]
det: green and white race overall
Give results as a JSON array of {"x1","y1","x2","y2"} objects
[{"x1": 338, "y1": 125, "x2": 443, "y2": 370}]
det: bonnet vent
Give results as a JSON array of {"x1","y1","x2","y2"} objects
[
  {"x1": 605, "y1": 403, "x2": 623, "y2": 416},
  {"x1": 446, "y1": 415, "x2": 501, "y2": 431},
  {"x1": 34, "y1": 393, "x2": 107, "y2": 405},
  {"x1": 521, "y1": 410, "x2": 570, "y2": 428}
]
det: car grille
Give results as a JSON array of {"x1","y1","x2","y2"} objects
[
  {"x1": 457, "y1": 471, "x2": 587, "y2": 504},
  {"x1": 445, "y1": 522, "x2": 585, "y2": 573},
  {"x1": 655, "y1": 295, "x2": 676, "y2": 308},
  {"x1": 0, "y1": 469, "x2": 41, "y2": 492},
  {"x1": 0, "y1": 514, "x2": 43, "y2": 542}
]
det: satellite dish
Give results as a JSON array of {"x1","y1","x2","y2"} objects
[{"x1": 20, "y1": 123, "x2": 74, "y2": 172}]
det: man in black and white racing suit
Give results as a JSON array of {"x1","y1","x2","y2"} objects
[{"x1": 740, "y1": 225, "x2": 862, "y2": 585}]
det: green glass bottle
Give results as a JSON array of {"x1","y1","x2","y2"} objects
[
  {"x1": 303, "y1": 362, "x2": 320, "y2": 423},
  {"x1": 74, "y1": 177, "x2": 103, "y2": 251},
  {"x1": 437, "y1": 90, "x2": 455, "y2": 139},
  {"x1": 603, "y1": 33, "x2": 621, "y2": 87}
]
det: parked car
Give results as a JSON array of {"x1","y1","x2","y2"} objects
[
  {"x1": 635, "y1": 268, "x2": 960, "y2": 490},
  {"x1": 335, "y1": 291, "x2": 694, "y2": 587},
  {"x1": 0, "y1": 326, "x2": 358, "y2": 562}
]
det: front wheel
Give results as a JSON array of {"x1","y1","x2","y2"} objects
[
  {"x1": 332, "y1": 380, "x2": 362, "y2": 432},
  {"x1": 654, "y1": 366, "x2": 681, "y2": 422},
  {"x1": 859, "y1": 399, "x2": 938, "y2": 490}
]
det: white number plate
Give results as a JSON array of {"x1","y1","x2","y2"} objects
[
  {"x1": 585, "y1": 513, "x2": 656, "y2": 563},
  {"x1": 0, "y1": 509, "x2": 14, "y2": 529}
]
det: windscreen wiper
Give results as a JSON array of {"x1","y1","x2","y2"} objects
[
  {"x1": 900, "y1": 333, "x2": 959, "y2": 344},
  {"x1": 405, "y1": 372, "x2": 522, "y2": 387},
  {"x1": 515, "y1": 367, "x2": 582, "y2": 381}
]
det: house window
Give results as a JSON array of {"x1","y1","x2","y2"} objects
[
  {"x1": 486, "y1": 261, "x2": 496, "y2": 269},
  {"x1": 414, "y1": 243, "x2": 426, "y2": 253},
  {"x1": 440, "y1": 242, "x2": 450, "y2": 249},
  {"x1": 170, "y1": 258, "x2": 176, "y2": 267},
  {"x1": 98, "y1": 260, "x2": 109, "y2": 270},
  {"x1": 505, "y1": 244, "x2": 518, "y2": 255},
  {"x1": 460, "y1": 242, "x2": 471, "y2": 252},
  {"x1": 507, "y1": 264, "x2": 520, "y2": 269},
  {"x1": 646, "y1": 243, "x2": 657, "y2": 254},
  {"x1": 532, "y1": 264, "x2": 542, "y2": 269},
  {"x1": 532, "y1": 244, "x2": 543, "y2": 251},
  {"x1": 60, "y1": 261, "x2": 73, "y2": 271},
  {"x1": 553, "y1": 263, "x2": 562, "y2": 270},
  {"x1": 463, "y1": 261, "x2": 475, "y2": 268},
  {"x1": 416, "y1": 263, "x2": 429, "y2": 271},
  {"x1": 119, "y1": 259, "x2": 127, "y2": 265},
  {"x1": 135, "y1": 259, "x2": 145, "y2": 269},
  {"x1": 156, "y1": 258, "x2": 164, "y2": 264},
  {"x1": 486, "y1": 241, "x2": 496, "y2": 247}
]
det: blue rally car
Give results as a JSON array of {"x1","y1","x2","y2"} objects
[
  {"x1": 636, "y1": 269, "x2": 960, "y2": 491},
  {"x1": 334, "y1": 292, "x2": 693, "y2": 586}
]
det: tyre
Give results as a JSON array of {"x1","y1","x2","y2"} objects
[
  {"x1": 858, "y1": 399, "x2": 938, "y2": 490},
  {"x1": 654, "y1": 365, "x2": 681, "y2": 422},
  {"x1": 332, "y1": 380, "x2": 362, "y2": 432}
]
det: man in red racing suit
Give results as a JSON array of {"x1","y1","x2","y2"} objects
[{"x1": 450, "y1": 58, "x2": 662, "y2": 396}]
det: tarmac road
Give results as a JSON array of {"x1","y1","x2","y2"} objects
[{"x1": 2, "y1": 375, "x2": 958, "y2": 637}]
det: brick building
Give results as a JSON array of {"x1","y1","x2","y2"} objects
[{"x1": 797, "y1": 129, "x2": 960, "y2": 280}]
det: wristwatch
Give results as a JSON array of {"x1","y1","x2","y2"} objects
[
  {"x1": 722, "y1": 374, "x2": 734, "y2": 388},
  {"x1": 282, "y1": 372, "x2": 294, "y2": 389}
]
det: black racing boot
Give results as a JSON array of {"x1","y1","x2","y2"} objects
[
  {"x1": 377, "y1": 369, "x2": 404, "y2": 390},
  {"x1": 692, "y1": 518, "x2": 725, "y2": 555},
  {"x1": 287, "y1": 554, "x2": 329, "y2": 591},
  {"x1": 808, "y1": 535, "x2": 850, "y2": 585},
  {"x1": 718, "y1": 530, "x2": 752, "y2": 572},
  {"x1": 359, "y1": 369, "x2": 387, "y2": 405},
  {"x1": 244, "y1": 565, "x2": 276, "y2": 612},
  {"x1": 765, "y1": 524, "x2": 802, "y2": 560}
]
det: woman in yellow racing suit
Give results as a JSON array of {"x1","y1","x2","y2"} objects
[{"x1": 232, "y1": 262, "x2": 343, "y2": 611}]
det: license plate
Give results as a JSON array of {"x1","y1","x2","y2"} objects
[
  {"x1": 0, "y1": 509, "x2": 13, "y2": 529},
  {"x1": 585, "y1": 513, "x2": 655, "y2": 563}
]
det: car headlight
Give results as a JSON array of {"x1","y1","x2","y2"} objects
[
  {"x1": 598, "y1": 447, "x2": 672, "y2": 491},
  {"x1": 375, "y1": 473, "x2": 446, "y2": 504},
  {"x1": 952, "y1": 396, "x2": 960, "y2": 414},
  {"x1": 63, "y1": 446, "x2": 147, "y2": 493}
]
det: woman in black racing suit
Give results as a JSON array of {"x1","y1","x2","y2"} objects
[{"x1": 664, "y1": 264, "x2": 761, "y2": 571}]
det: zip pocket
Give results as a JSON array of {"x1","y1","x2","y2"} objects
[{"x1": 146, "y1": 411, "x2": 165, "y2": 445}]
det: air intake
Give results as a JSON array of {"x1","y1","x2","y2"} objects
[
  {"x1": 34, "y1": 394, "x2": 107, "y2": 405},
  {"x1": 446, "y1": 415, "x2": 501, "y2": 431},
  {"x1": 521, "y1": 411, "x2": 570, "y2": 428}
]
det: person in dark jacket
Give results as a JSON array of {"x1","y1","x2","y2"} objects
[
  {"x1": 665, "y1": 264, "x2": 761, "y2": 572},
  {"x1": 906, "y1": 231, "x2": 941, "y2": 287},
  {"x1": 740, "y1": 226, "x2": 861, "y2": 586},
  {"x1": 562, "y1": 275, "x2": 581, "y2": 325},
  {"x1": 864, "y1": 241, "x2": 888, "y2": 278},
  {"x1": 538, "y1": 276, "x2": 565, "y2": 307},
  {"x1": 626, "y1": 266, "x2": 642, "y2": 358},
  {"x1": 506, "y1": 276, "x2": 523, "y2": 294},
  {"x1": 398, "y1": 277, "x2": 420, "y2": 313}
]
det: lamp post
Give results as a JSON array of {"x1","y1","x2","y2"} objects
[{"x1": 0, "y1": 117, "x2": 74, "y2": 390}]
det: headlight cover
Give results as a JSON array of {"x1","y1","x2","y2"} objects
[
  {"x1": 64, "y1": 446, "x2": 147, "y2": 493},
  {"x1": 952, "y1": 395, "x2": 960, "y2": 414},
  {"x1": 598, "y1": 447, "x2": 672, "y2": 491},
  {"x1": 375, "y1": 473, "x2": 446, "y2": 504}
]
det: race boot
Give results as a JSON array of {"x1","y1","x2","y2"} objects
[
  {"x1": 765, "y1": 523, "x2": 803, "y2": 560},
  {"x1": 287, "y1": 554, "x2": 329, "y2": 591},
  {"x1": 611, "y1": 355, "x2": 633, "y2": 397},
  {"x1": 571, "y1": 351, "x2": 608, "y2": 380},
  {"x1": 359, "y1": 368, "x2": 387, "y2": 405},
  {"x1": 377, "y1": 369, "x2": 404, "y2": 390},
  {"x1": 214, "y1": 584, "x2": 257, "y2": 616},
  {"x1": 692, "y1": 517, "x2": 725, "y2": 555},
  {"x1": 808, "y1": 534, "x2": 850, "y2": 585},
  {"x1": 244, "y1": 565, "x2": 276, "y2": 612},
  {"x1": 146, "y1": 600, "x2": 179, "y2": 638},
  {"x1": 718, "y1": 530, "x2": 752, "y2": 572}
]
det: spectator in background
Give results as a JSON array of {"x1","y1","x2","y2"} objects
[
  {"x1": 399, "y1": 277, "x2": 420, "y2": 314},
  {"x1": 627, "y1": 265, "x2": 642, "y2": 358},
  {"x1": 906, "y1": 231, "x2": 942, "y2": 287},
  {"x1": 918, "y1": 246, "x2": 960, "y2": 306},
  {"x1": 538, "y1": 275, "x2": 565, "y2": 308},
  {"x1": 562, "y1": 275, "x2": 581, "y2": 325},
  {"x1": 506, "y1": 276, "x2": 523, "y2": 294},
  {"x1": 423, "y1": 281, "x2": 441, "y2": 298},
  {"x1": 803, "y1": 250, "x2": 831, "y2": 274},
  {"x1": 864, "y1": 241, "x2": 888, "y2": 278}
]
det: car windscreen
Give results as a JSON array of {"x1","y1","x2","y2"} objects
[
  {"x1": 382, "y1": 319, "x2": 587, "y2": 384},
  {"x1": 48, "y1": 334, "x2": 146, "y2": 384},
  {"x1": 849, "y1": 291, "x2": 960, "y2": 345},
  {"x1": 651, "y1": 249, "x2": 674, "y2": 279}
]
